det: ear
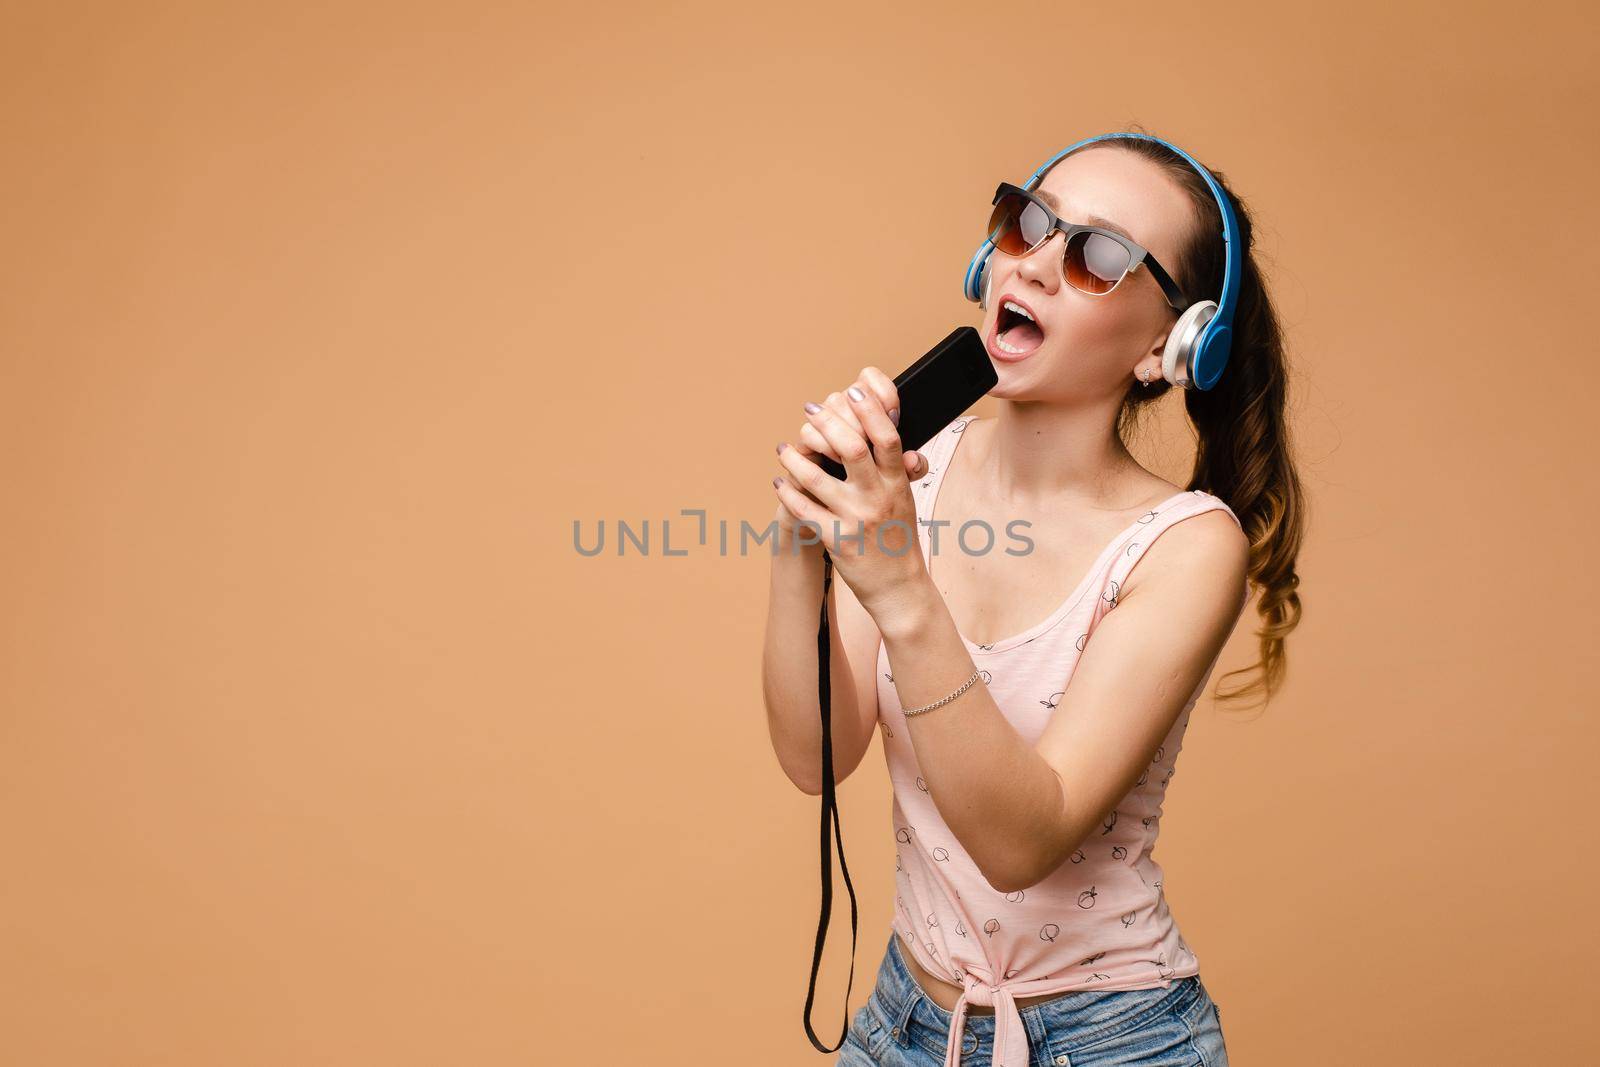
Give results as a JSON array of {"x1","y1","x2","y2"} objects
[
  {"x1": 1135, "y1": 351, "x2": 1164, "y2": 386},
  {"x1": 1147, "y1": 325, "x2": 1168, "y2": 361},
  {"x1": 1138, "y1": 330, "x2": 1168, "y2": 383}
]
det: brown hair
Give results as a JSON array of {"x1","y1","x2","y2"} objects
[{"x1": 1094, "y1": 125, "x2": 1307, "y2": 713}]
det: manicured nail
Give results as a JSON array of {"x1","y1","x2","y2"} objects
[
  {"x1": 803, "y1": 401, "x2": 822, "y2": 414},
  {"x1": 776, "y1": 442, "x2": 786, "y2": 454},
  {"x1": 847, "y1": 385, "x2": 864, "y2": 402},
  {"x1": 889, "y1": 407, "x2": 899, "y2": 425},
  {"x1": 772, "y1": 476, "x2": 783, "y2": 487}
]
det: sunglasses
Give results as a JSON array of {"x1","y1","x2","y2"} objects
[{"x1": 985, "y1": 182, "x2": 1190, "y2": 312}]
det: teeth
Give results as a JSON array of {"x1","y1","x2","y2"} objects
[{"x1": 997, "y1": 298, "x2": 1039, "y2": 353}]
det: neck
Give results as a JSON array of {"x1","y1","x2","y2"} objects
[{"x1": 977, "y1": 401, "x2": 1144, "y2": 508}]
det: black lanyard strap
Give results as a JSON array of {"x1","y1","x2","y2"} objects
[{"x1": 801, "y1": 548, "x2": 859, "y2": 1053}]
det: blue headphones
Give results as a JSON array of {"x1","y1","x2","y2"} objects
[{"x1": 963, "y1": 133, "x2": 1241, "y2": 391}]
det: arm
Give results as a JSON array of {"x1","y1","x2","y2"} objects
[
  {"x1": 1022, "y1": 510, "x2": 1250, "y2": 887},
  {"x1": 879, "y1": 509, "x2": 1249, "y2": 892},
  {"x1": 762, "y1": 374, "x2": 928, "y2": 797},
  {"x1": 760, "y1": 520, "x2": 886, "y2": 797}
]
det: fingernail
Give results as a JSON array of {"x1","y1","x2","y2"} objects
[
  {"x1": 847, "y1": 385, "x2": 864, "y2": 402},
  {"x1": 804, "y1": 401, "x2": 822, "y2": 414},
  {"x1": 773, "y1": 476, "x2": 782, "y2": 487},
  {"x1": 776, "y1": 442, "x2": 786, "y2": 454},
  {"x1": 889, "y1": 407, "x2": 900, "y2": 425}
]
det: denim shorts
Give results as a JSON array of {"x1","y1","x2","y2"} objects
[{"x1": 835, "y1": 931, "x2": 1229, "y2": 1067}]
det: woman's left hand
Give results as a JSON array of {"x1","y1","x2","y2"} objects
[{"x1": 773, "y1": 368, "x2": 929, "y2": 623}]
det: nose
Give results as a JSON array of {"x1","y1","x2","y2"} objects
[{"x1": 1015, "y1": 229, "x2": 1066, "y2": 292}]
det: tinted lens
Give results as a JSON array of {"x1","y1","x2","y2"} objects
[
  {"x1": 1064, "y1": 231, "x2": 1132, "y2": 295},
  {"x1": 986, "y1": 193, "x2": 1052, "y2": 256},
  {"x1": 987, "y1": 192, "x2": 1136, "y2": 296}
]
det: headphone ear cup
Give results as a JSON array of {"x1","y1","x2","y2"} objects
[
  {"x1": 1191, "y1": 324, "x2": 1233, "y2": 390},
  {"x1": 1162, "y1": 300, "x2": 1217, "y2": 389},
  {"x1": 965, "y1": 245, "x2": 993, "y2": 304},
  {"x1": 978, "y1": 258, "x2": 993, "y2": 310}
]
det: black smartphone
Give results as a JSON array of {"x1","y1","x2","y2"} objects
[{"x1": 815, "y1": 326, "x2": 997, "y2": 481}]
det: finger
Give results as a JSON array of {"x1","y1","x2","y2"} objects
[
  {"x1": 822, "y1": 390, "x2": 864, "y2": 443},
  {"x1": 777, "y1": 437, "x2": 849, "y2": 512},
  {"x1": 856, "y1": 367, "x2": 906, "y2": 474},
  {"x1": 802, "y1": 399, "x2": 875, "y2": 484},
  {"x1": 856, "y1": 367, "x2": 901, "y2": 427},
  {"x1": 795, "y1": 422, "x2": 837, "y2": 460},
  {"x1": 772, "y1": 475, "x2": 835, "y2": 539},
  {"x1": 904, "y1": 450, "x2": 926, "y2": 480},
  {"x1": 843, "y1": 381, "x2": 903, "y2": 479},
  {"x1": 795, "y1": 392, "x2": 855, "y2": 461},
  {"x1": 800, "y1": 379, "x2": 889, "y2": 463}
]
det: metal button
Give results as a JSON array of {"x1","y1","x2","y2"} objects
[
  {"x1": 1055, "y1": 1056, "x2": 1070, "y2": 1065},
  {"x1": 891, "y1": 1027, "x2": 898, "y2": 1037}
]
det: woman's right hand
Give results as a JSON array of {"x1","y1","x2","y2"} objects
[{"x1": 772, "y1": 369, "x2": 929, "y2": 539}]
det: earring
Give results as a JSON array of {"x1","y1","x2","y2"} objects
[{"x1": 1139, "y1": 368, "x2": 1154, "y2": 387}]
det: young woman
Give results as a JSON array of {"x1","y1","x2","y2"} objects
[{"x1": 762, "y1": 130, "x2": 1304, "y2": 1067}]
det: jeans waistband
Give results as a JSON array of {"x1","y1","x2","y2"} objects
[{"x1": 867, "y1": 929, "x2": 1203, "y2": 1063}]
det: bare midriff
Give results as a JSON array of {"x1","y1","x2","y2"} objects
[{"x1": 896, "y1": 932, "x2": 1069, "y2": 1013}]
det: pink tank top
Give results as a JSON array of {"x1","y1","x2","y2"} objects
[{"x1": 875, "y1": 416, "x2": 1249, "y2": 1067}]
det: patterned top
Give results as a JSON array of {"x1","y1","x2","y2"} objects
[{"x1": 875, "y1": 415, "x2": 1250, "y2": 1067}]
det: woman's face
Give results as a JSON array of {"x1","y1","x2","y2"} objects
[{"x1": 981, "y1": 147, "x2": 1196, "y2": 402}]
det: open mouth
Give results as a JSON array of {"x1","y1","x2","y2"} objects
[{"x1": 995, "y1": 300, "x2": 1045, "y2": 356}]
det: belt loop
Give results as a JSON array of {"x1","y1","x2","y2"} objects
[
  {"x1": 891, "y1": 986, "x2": 918, "y2": 1048},
  {"x1": 1029, "y1": 1007, "x2": 1068, "y2": 1065}
]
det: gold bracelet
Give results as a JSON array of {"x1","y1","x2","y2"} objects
[{"x1": 902, "y1": 668, "x2": 983, "y2": 717}]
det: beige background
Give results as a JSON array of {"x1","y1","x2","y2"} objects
[{"x1": 2, "y1": 2, "x2": 1596, "y2": 1064}]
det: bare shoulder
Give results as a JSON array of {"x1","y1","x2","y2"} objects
[{"x1": 1120, "y1": 500, "x2": 1250, "y2": 603}]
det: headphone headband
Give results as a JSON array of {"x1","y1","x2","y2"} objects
[{"x1": 964, "y1": 133, "x2": 1242, "y2": 390}]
